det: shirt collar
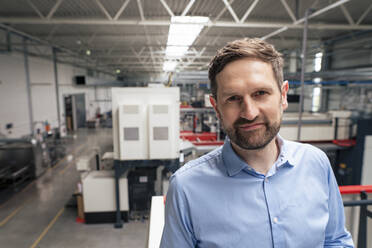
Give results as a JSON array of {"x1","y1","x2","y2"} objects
[
  {"x1": 222, "y1": 134, "x2": 295, "y2": 177},
  {"x1": 277, "y1": 134, "x2": 296, "y2": 167},
  {"x1": 222, "y1": 137, "x2": 247, "y2": 177}
]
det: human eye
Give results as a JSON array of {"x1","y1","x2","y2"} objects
[
  {"x1": 226, "y1": 95, "x2": 242, "y2": 102},
  {"x1": 254, "y1": 90, "x2": 268, "y2": 97}
]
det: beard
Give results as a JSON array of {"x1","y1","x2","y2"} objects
[{"x1": 221, "y1": 115, "x2": 281, "y2": 150}]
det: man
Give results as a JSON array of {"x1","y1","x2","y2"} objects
[{"x1": 160, "y1": 38, "x2": 354, "y2": 248}]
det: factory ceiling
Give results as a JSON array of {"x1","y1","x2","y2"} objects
[{"x1": 0, "y1": 0, "x2": 371, "y2": 80}]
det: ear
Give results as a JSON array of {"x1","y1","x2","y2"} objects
[
  {"x1": 209, "y1": 95, "x2": 221, "y2": 119},
  {"x1": 281, "y1": 80, "x2": 289, "y2": 110}
]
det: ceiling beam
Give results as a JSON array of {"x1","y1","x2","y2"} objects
[
  {"x1": 46, "y1": 25, "x2": 59, "y2": 40},
  {"x1": 95, "y1": 0, "x2": 113, "y2": 20},
  {"x1": 2, "y1": 18, "x2": 371, "y2": 30},
  {"x1": 76, "y1": 54, "x2": 215, "y2": 59},
  {"x1": 214, "y1": 0, "x2": 235, "y2": 23},
  {"x1": 221, "y1": 0, "x2": 240, "y2": 23},
  {"x1": 240, "y1": 0, "x2": 260, "y2": 23},
  {"x1": 27, "y1": 0, "x2": 45, "y2": 19},
  {"x1": 88, "y1": 32, "x2": 97, "y2": 44},
  {"x1": 110, "y1": 60, "x2": 207, "y2": 66},
  {"x1": 131, "y1": 46, "x2": 148, "y2": 69},
  {"x1": 0, "y1": 24, "x2": 114, "y2": 75},
  {"x1": 181, "y1": 0, "x2": 196, "y2": 16},
  {"x1": 114, "y1": 0, "x2": 131, "y2": 20},
  {"x1": 262, "y1": 0, "x2": 352, "y2": 40},
  {"x1": 340, "y1": 4, "x2": 354, "y2": 25},
  {"x1": 159, "y1": 0, "x2": 174, "y2": 17},
  {"x1": 280, "y1": 0, "x2": 296, "y2": 22},
  {"x1": 194, "y1": 0, "x2": 235, "y2": 46},
  {"x1": 47, "y1": 0, "x2": 64, "y2": 20},
  {"x1": 149, "y1": 46, "x2": 156, "y2": 70},
  {"x1": 138, "y1": 46, "x2": 146, "y2": 56},
  {"x1": 136, "y1": 0, "x2": 145, "y2": 21},
  {"x1": 180, "y1": 47, "x2": 206, "y2": 68},
  {"x1": 356, "y1": 3, "x2": 372, "y2": 25}
]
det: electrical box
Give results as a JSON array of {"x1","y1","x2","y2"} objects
[{"x1": 112, "y1": 87, "x2": 180, "y2": 160}]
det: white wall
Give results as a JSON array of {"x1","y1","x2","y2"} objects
[
  {"x1": 0, "y1": 50, "x2": 114, "y2": 138},
  {"x1": 0, "y1": 53, "x2": 30, "y2": 137},
  {"x1": 29, "y1": 56, "x2": 58, "y2": 130}
]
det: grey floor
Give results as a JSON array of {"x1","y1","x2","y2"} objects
[{"x1": 0, "y1": 128, "x2": 148, "y2": 248}]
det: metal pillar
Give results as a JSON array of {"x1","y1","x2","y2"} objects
[
  {"x1": 6, "y1": 30, "x2": 11, "y2": 52},
  {"x1": 114, "y1": 160, "x2": 123, "y2": 228},
  {"x1": 23, "y1": 37, "x2": 34, "y2": 136},
  {"x1": 297, "y1": 9, "x2": 310, "y2": 141},
  {"x1": 52, "y1": 47, "x2": 61, "y2": 129},
  {"x1": 358, "y1": 191, "x2": 368, "y2": 248}
]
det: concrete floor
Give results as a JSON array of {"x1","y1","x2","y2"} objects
[{"x1": 0, "y1": 128, "x2": 148, "y2": 248}]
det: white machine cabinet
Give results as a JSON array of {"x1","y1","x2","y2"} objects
[
  {"x1": 83, "y1": 170, "x2": 129, "y2": 212},
  {"x1": 112, "y1": 87, "x2": 180, "y2": 160}
]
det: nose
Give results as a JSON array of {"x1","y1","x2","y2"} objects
[{"x1": 240, "y1": 96, "x2": 259, "y2": 121}]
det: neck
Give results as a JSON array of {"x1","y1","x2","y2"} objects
[{"x1": 231, "y1": 137, "x2": 279, "y2": 175}]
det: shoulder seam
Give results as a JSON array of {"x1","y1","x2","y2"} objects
[{"x1": 174, "y1": 149, "x2": 222, "y2": 176}]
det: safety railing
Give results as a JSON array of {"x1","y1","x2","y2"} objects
[{"x1": 340, "y1": 185, "x2": 372, "y2": 248}]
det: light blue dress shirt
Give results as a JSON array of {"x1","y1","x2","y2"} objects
[{"x1": 160, "y1": 136, "x2": 354, "y2": 248}]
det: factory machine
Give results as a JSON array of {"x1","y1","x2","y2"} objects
[
  {"x1": 0, "y1": 127, "x2": 68, "y2": 204},
  {"x1": 280, "y1": 110, "x2": 353, "y2": 142},
  {"x1": 0, "y1": 138, "x2": 49, "y2": 203},
  {"x1": 113, "y1": 87, "x2": 180, "y2": 161},
  {"x1": 81, "y1": 87, "x2": 180, "y2": 224}
]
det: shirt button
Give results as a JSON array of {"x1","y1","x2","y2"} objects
[
  {"x1": 265, "y1": 178, "x2": 269, "y2": 183},
  {"x1": 273, "y1": 217, "x2": 278, "y2": 223}
]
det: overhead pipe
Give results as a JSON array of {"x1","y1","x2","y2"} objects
[
  {"x1": 297, "y1": 9, "x2": 311, "y2": 141},
  {"x1": 52, "y1": 47, "x2": 61, "y2": 130},
  {"x1": 22, "y1": 37, "x2": 34, "y2": 136},
  {"x1": 0, "y1": 24, "x2": 114, "y2": 76}
]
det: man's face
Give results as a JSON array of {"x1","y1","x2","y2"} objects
[{"x1": 210, "y1": 58, "x2": 288, "y2": 150}]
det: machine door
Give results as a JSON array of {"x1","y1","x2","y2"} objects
[{"x1": 74, "y1": 93, "x2": 86, "y2": 128}]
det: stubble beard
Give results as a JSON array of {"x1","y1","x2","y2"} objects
[{"x1": 221, "y1": 114, "x2": 281, "y2": 150}]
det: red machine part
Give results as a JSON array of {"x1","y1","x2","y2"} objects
[
  {"x1": 180, "y1": 131, "x2": 224, "y2": 146},
  {"x1": 339, "y1": 185, "x2": 372, "y2": 195}
]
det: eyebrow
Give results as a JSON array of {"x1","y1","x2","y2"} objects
[{"x1": 221, "y1": 87, "x2": 274, "y2": 97}]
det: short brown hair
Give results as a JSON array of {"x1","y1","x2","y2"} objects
[{"x1": 208, "y1": 38, "x2": 284, "y2": 99}]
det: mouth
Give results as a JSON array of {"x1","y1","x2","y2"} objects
[{"x1": 238, "y1": 123, "x2": 264, "y2": 131}]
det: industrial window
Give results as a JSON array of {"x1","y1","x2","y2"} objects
[
  {"x1": 153, "y1": 127, "x2": 168, "y2": 140},
  {"x1": 314, "y1": 52, "x2": 323, "y2": 72},
  {"x1": 312, "y1": 86, "x2": 322, "y2": 112},
  {"x1": 153, "y1": 105, "x2": 168, "y2": 114},
  {"x1": 124, "y1": 127, "x2": 139, "y2": 140},
  {"x1": 123, "y1": 105, "x2": 139, "y2": 114}
]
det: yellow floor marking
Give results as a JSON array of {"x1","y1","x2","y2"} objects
[
  {"x1": 51, "y1": 156, "x2": 67, "y2": 170},
  {"x1": 59, "y1": 146, "x2": 89, "y2": 175},
  {"x1": 59, "y1": 159, "x2": 76, "y2": 175},
  {"x1": 0, "y1": 205, "x2": 24, "y2": 227},
  {"x1": 52, "y1": 143, "x2": 84, "y2": 170},
  {"x1": 0, "y1": 178, "x2": 36, "y2": 209},
  {"x1": 0, "y1": 144, "x2": 86, "y2": 222},
  {"x1": 30, "y1": 207, "x2": 65, "y2": 248}
]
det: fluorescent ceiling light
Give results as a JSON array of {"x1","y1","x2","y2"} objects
[
  {"x1": 163, "y1": 61, "x2": 178, "y2": 71},
  {"x1": 163, "y1": 16, "x2": 209, "y2": 71}
]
